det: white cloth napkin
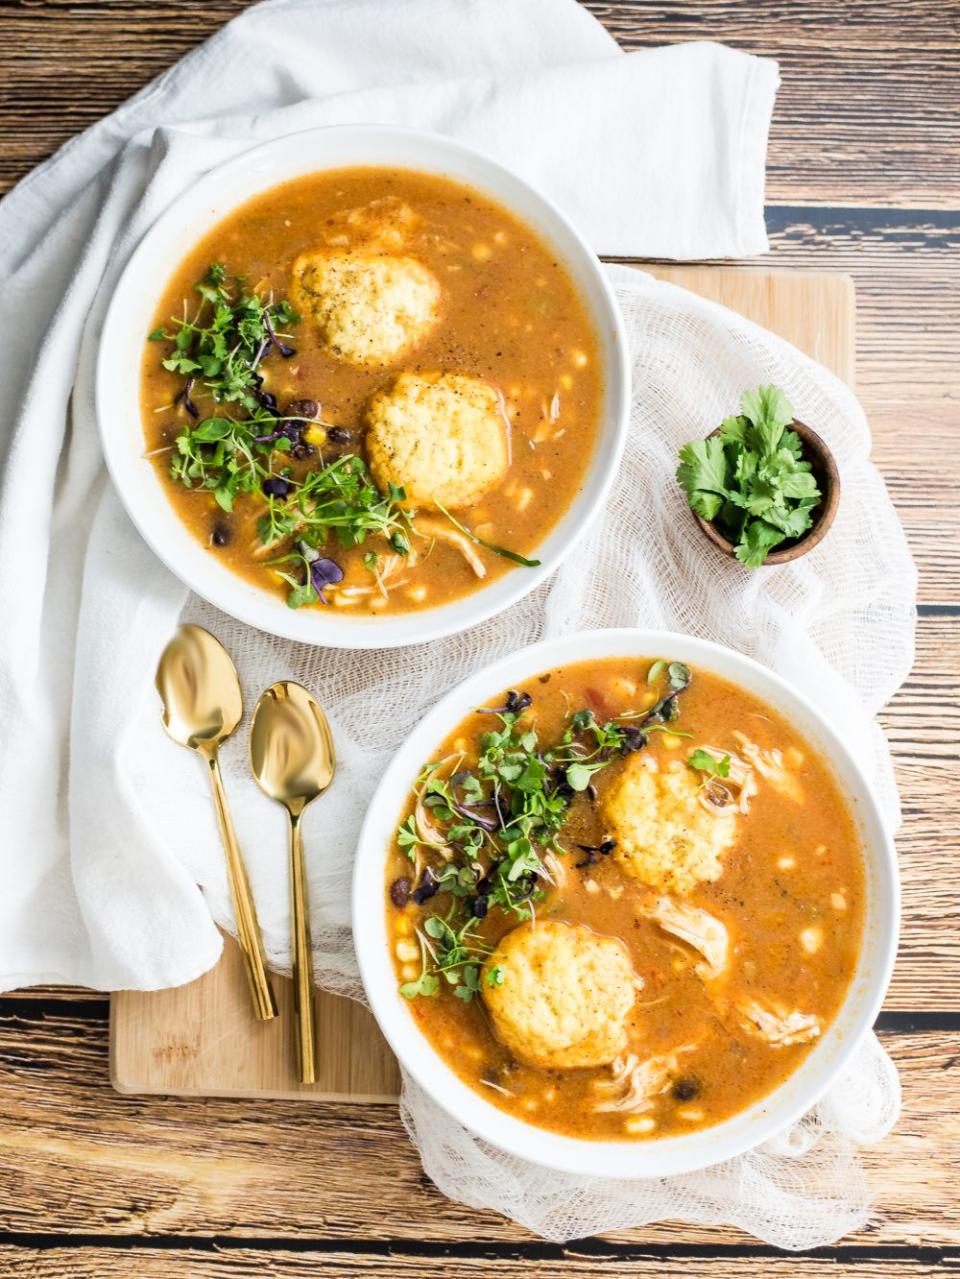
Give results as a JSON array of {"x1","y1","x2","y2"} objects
[{"x1": 0, "y1": 0, "x2": 780, "y2": 991}]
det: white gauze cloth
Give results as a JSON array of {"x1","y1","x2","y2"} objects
[{"x1": 0, "y1": 0, "x2": 914, "y2": 1248}]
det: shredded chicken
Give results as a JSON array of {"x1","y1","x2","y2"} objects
[
  {"x1": 735, "y1": 996, "x2": 821, "y2": 1046},
  {"x1": 592, "y1": 1046, "x2": 695, "y2": 1114},
  {"x1": 731, "y1": 732, "x2": 804, "y2": 803},
  {"x1": 644, "y1": 896, "x2": 729, "y2": 980},
  {"x1": 693, "y1": 745, "x2": 757, "y2": 815},
  {"x1": 411, "y1": 753, "x2": 463, "y2": 860},
  {"x1": 337, "y1": 548, "x2": 419, "y2": 600},
  {"x1": 413, "y1": 516, "x2": 487, "y2": 577},
  {"x1": 542, "y1": 851, "x2": 567, "y2": 891}
]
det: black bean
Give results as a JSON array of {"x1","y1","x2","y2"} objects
[
  {"x1": 327, "y1": 426, "x2": 353, "y2": 444},
  {"x1": 283, "y1": 398, "x2": 320, "y2": 423},
  {"x1": 211, "y1": 521, "x2": 231, "y2": 548},
  {"x1": 672, "y1": 1076, "x2": 701, "y2": 1102},
  {"x1": 389, "y1": 877, "x2": 411, "y2": 908},
  {"x1": 262, "y1": 476, "x2": 291, "y2": 498},
  {"x1": 505, "y1": 690, "x2": 533, "y2": 714},
  {"x1": 411, "y1": 867, "x2": 439, "y2": 906}
]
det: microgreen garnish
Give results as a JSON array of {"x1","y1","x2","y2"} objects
[
  {"x1": 435, "y1": 503, "x2": 540, "y2": 569},
  {"x1": 260, "y1": 459, "x2": 412, "y2": 607},
  {"x1": 677, "y1": 385, "x2": 822, "y2": 567},
  {"x1": 149, "y1": 263, "x2": 298, "y2": 413},
  {"x1": 395, "y1": 666, "x2": 693, "y2": 1000},
  {"x1": 688, "y1": 749, "x2": 731, "y2": 779}
]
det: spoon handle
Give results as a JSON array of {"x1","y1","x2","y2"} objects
[
  {"x1": 288, "y1": 811, "x2": 318, "y2": 1084},
  {"x1": 206, "y1": 751, "x2": 279, "y2": 1022}
]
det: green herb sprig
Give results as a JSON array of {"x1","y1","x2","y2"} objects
[
  {"x1": 677, "y1": 386, "x2": 822, "y2": 567},
  {"x1": 149, "y1": 263, "x2": 298, "y2": 412}
]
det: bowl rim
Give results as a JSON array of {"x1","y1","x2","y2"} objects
[
  {"x1": 352, "y1": 627, "x2": 900, "y2": 1179},
  {"x1": 95, "y1": 123, "x2": 630, "y2": 649}
]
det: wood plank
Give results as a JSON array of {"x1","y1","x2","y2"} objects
[
  {"x1": 590, "y1": 0, "x2": 960, "y2": 209},
  {"x1": 0, "y1": 1250, "x2": 950, "y2": 1278},
  {"x1": 0, "y1": 0, "x2": 957, "y2": 207},
  {"x1": 0, "y1": 1006, "x2": 955, "y2": 1247},
  {"x1": 111, "y1": 937, "x2": 400, "y2": 1101}
]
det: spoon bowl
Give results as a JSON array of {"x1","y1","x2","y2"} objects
[
  {"x1": 250, "y1": 681, "x2": 336, "y2": 1084},
  {"x1": 156, "y1": 623, "x2": 243, "y2": 751},
  {"x1": 155, "y1": 624, "x2": 277, "y2": 1022},
  {"x1": 250, "y1": 682, "x2": 336, "y2": 817}
]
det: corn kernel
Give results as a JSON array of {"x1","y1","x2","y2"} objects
[
  {"x1": 625, "y1": 1116, "x2": 656, "y2": 1135},
  {"x1": 777, "y1": 855, "x2": 796, "y2": 871},
  {"x1": 471, "y1": 242, "x2": 493, "y2": 261},
  {"x1": 571, "y1": 348, "x2": 588, "y2": 368},
  {"x1": 831, "y1": 892, "x2": 847, "y2": 911},
  {"x1": 401, "y1": 963, "x2": 419, "y2": 981},
  {"x1": 660, "y1": 733, "x2": 683, "y2": 750},
  {"x1": 607, "y1": 676, "x2": 637, "y2": 700},
  {"x1": 395, "y1": 939, "x2": 419, "y2": 963},
  {"x1": 678, "y1": 1107, "x2": 705, "y2": 1122},
  {"x1": 800, "y1": 926, "x2": 823, "y2": 955},
  {"x1": 406, "y1": 585, "x2": 428, "y2": 603}
]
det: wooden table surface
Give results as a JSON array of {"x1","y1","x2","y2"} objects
[{"x1": 1, "y1": 2, "x2": 957, "y2": 1275}]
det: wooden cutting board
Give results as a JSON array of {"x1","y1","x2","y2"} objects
[{"x1": 110, "y1": 265, "x2": 855, "y2": 1102}]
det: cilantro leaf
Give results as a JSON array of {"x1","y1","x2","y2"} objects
[
  {"x1": 735, "y1": 519, "x2": 786, "y2": 567},
  {"x1": 741, "y1": 385, "x2": 795, "y2": 453},
  {"x1": 676, "y1": 436, "x2": 729, "y2": 521}
]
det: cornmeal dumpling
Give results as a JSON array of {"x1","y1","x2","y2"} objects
[
  {"x1": 482, "y1": 920, "x2": 637, "y2": 1070},
  {"x1": 290, "y1": 251, "x2": 440, "y2": 366},
  {"x1": 366, "y1": 372, "x2": 510, "y2": 510},
  {"x1": 320, "y1": 195, "x2": 420, "y2": 253},
  {"x1": 603, "y1": 756, "x2": 736, "y2": 895}
]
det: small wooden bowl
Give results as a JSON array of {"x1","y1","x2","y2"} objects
[{"x1": 691, "y1": 419, "x2": 841, "y2": 565}]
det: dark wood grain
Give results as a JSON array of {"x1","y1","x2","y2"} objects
[
  {"x1": 0, "y1": 1003, "x2": 956, "y2": 1249},
  {"x1": 0, "y1": 1251, "x2": 953, "y2": 1279},
  {"x1": 0, "y1": 0, "x2": 957, "y2": 1271},
  {"x1": 2, "y1": 1, "x2": 959, "y2": 206}
]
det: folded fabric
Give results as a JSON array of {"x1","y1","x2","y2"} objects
[{"x1": 0, "y1": 0, "x2": 780, "y2": 991}]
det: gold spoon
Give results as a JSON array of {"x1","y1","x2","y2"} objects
[
  {"x1": 155, "y1": 624, "x2": 278, "y2": 1022},
  {"x1": 249, "y1": 681, "x2": 335, "y2": 1085}
]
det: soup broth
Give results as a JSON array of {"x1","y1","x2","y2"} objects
[
  {"x1": 140, "y1": 168, "x2": 602, "y2": 615},
  {"x1": 384, "y1": 657, "x2": 865, "y2": 1141}
]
